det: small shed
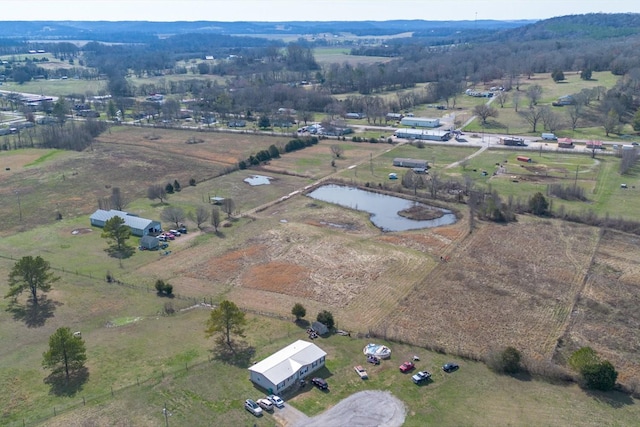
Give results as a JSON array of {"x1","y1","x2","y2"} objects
[
  {"x1": 140, "y1": 235, "x2": 159, "y2": 250},
  {"x1": 210, "y1": 196, "x2": 226, "y2": 205},
  {"x1": 311, "y1": 321, "x2": 329, "y2": 335},
  {"x1": 517, "y1": 156, "x2": 532, "y2": 163}
]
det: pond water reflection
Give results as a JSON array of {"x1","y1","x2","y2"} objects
[{"x1": 307, "y1": 184, "x2": 457, "y2": 232}]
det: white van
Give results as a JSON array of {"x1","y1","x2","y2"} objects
[{"x1": 541, "y1": 133, "x2": 557, "y2": 140}]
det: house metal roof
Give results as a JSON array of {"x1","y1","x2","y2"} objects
[
  {"x1": 249, "y1": 340, "x2": 326, "y2": 385},
  {"x1": 90, "y1": 209, "x2": 159, "y2": 231}
]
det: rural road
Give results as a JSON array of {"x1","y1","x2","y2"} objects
[{"x1": 273, "y1": 390, "x2": 406, "y2": 427}]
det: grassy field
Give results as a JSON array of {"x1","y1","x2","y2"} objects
[{"x1": 2, "y1": 122, "x2": 640, "y2": 426}]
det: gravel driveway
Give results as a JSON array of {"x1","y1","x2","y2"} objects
[{"x1": 274, "y1": 390, "x2": 405, "y2": 427}]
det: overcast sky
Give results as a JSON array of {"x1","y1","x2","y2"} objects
[{"x1": 1, "y1": 0, "x2": 638, "y2": 22}]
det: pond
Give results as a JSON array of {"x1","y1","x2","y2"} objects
[{"x1": 306, "y1": 184, "x2": 457, "y2": 232}]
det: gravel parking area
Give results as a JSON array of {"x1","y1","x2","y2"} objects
[{"x1": 274, "y1": 390, "x2": 405, "y2": 427}]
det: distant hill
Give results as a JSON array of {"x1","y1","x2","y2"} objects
[
  {"x1": 0, "y1": 19, "x2": 532, "y2": 42},
  {"x1": 488, "y1": 13, "x2": 640, "y2": 41}
]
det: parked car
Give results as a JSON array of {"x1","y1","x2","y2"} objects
[
  {"x1": 177, "y1": 226, "x2": 187, "y2": 234},
  {"x1": 311, "y1": 377, "x2": 328, "y2": 390},
  {"x1": 157, "y1": 235, "x2": 167, "y2": 242},
  {"x1": 442, "y1": 362, "x2": 459, "y2": 373},
  {"x1": 354, "y1": 365, "x2": 368, "y2": 379},
  {"x1": 412, "y1": 371, "x2": 432, "y2": 384},
  {"x1": 163, "y1": 232, "x2": 175, "y2": 240},
  {"x1": 256, "y1": 398, "x2": 274, "y2": 411},
  {"x1": 399, "y1": 361, "x2": 415, "y2": 373},
  {"x1": 267, "y1": 394, "x2": 284, "y2": 408},
  {"x1": 367, "y1": 355, "x2": 380, "y2": 365},
  {"x1": 244, "y1": 399, "x2": 263, "y2": 416},
  {"x1": 169, "y1": 229, "x2": 181, "y2": 236}
]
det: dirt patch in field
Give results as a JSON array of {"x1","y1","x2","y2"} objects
[
  {"x1": 243, "y1": 261, "x2": 312, "y2": 296},
  {"x1": 184, "y1": 245, "x2": 266, "y2": 282},
  {"x1": 71, "y1": 228, "x2": 93, "y2": 235}
]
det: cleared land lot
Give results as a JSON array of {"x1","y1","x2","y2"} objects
[{"x1": 1, "y1": 125, "x2": 640, "y2": 426}]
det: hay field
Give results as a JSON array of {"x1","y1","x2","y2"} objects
[
  {"x1": 557, "y1": 229, "x2": 640, "y2": 386},
  {"x1": 375, "y1": 218, "x2": 601, "y2": 361}
]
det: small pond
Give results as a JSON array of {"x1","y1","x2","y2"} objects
[{"x1": 307, "y1": 184, "x2": 457, "y2": 232}]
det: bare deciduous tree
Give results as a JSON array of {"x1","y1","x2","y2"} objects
[
  {"x1": 473, "y1": 104, "x2": 498, "y2": 124},
  {"x1": 540, "y1": 106, "x2": 561, "y2": 132},
  {"x1": 222, "y1": 198, "x2": 235, "y2": 219},
  {"x1": 520, "y1": 107, "x2": 545, "y2": 133},
  {"x1": 211, "y1": 207, "x2": 221, "y2": 232},
  {"x1": 330, "y1": 144, "x2": 344, "y2": 158},
  {"x1": 189, "y1": 205, "x2": 210, "y2": 229},
  {"x1": 147, "y1": 184, "x2": 167, "y2": 203},
  {"x1": 526, "y1": 84, "x2": 543, "y2": 108},
  {"x1": 161, "y1": 206, "x2": 186, "y2": 229},
  {"x1": 495, "y1": 91, "x2": 509, "y2": 108},
  {"x1": 110, "y1": 187, "x2": 127, "y2": 211}
]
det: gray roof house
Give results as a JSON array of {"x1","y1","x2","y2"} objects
[
  {"x1": 248, "y1": 340, "x2": 327, "y2": 394},
  {"x1": 90, "y1": 209, "x2": 161, "y2": 237}
]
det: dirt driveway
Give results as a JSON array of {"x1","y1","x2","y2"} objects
[{"x1": 273, "y1": 390, "x2": 406, "y2": 427}]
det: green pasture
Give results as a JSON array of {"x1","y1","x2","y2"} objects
[
  {"x1": 1, "y1": 79, "x2": 107, "y2": 97},
  {"x1": 2, "y1": 293, "x2": 639, "y2": 427}
]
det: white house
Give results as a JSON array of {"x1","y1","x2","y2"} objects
[{"x1": 248, "y1": 340, "x2": 326, "y2": 394}]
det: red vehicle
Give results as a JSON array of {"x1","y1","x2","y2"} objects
[{"x1": 399, "y1": 361, "x2": 415, "y2": 373}]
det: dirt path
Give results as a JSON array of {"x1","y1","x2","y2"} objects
[
  {"x1": 444, "y1": 144, "x2": 488, "y2": 169},
  {"x1": 274, "y1": 390, "x2": 405, "y2": 427}
]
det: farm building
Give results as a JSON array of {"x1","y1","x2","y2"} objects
[
  {"x1": 90, "y1": 209, "x2": 161, "y2": 237},
  {"x1": 558, "y1": 138, "x2": 575, "y2": 148},
  {"x1": 311, "y1": 321, "x2": 329, "y2": 335},
  {"x1": 386, "y1": 113, "x2": 403, "y2": 121},
  {"x1": 393, "y1": 158, "x2": 428, "y2": 169},
  {"x1": 139, "y1": 235, "x2": 160, "y2": 250},
  {"x1": 345, "y1": 112, "x2": 366, "y2": 119},
  {"x1": 517, "y1": 156, "x2": 532, "y2": 163},
  {"x1": 394, "y1": 128, "x2": 451, "y2": 141},
  {"x1": 400, "y1": 117, "x2": 440, "y2": 128},
  {"x1": 248, "y1": 340, "x2": 327, "y2": 394}
]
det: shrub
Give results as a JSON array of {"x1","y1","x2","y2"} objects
[
  {"x1": 581, "y1": 361, "x2": 618, "y2": 391},
  {"x1": 316, "y1": 310, "x2": 335, "y2": 330},
  {"x1": 487, "y1": 346, "x2": 522, "y2": 374},
  {"x1": 155, "y1": 279, "x2": 173, "y2": 296},
  {"x1": 501, "y1": 346, "x2": 522, "y2": 374},
  {"x1": 291, "y1": 303, "x2": 306, "y2": 321}
]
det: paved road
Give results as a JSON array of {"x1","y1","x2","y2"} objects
[{"x1": 273, "y1": 390, "x2": 406, "y2": 427}]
